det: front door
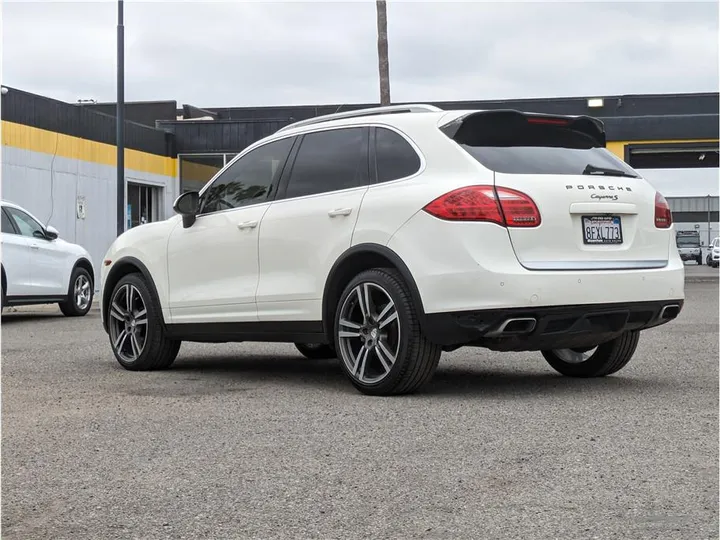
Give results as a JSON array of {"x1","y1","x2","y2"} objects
[
  {"x1": 1, "y1": 207, "x2": 33, "y2": 296},
  {"x1": 166, "y1": 136, "x2": 295, "y2": 324},
  {"x1": 4, "y1": 206, "x2": 67, "y2": 296}
]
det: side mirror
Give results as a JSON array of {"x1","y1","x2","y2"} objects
[
  {"x1": 173, "y1": 191, "x2": 200, "y2": 228},
  {"x1": 45, "y1": 225, "x2": 59, "y2": 240}
]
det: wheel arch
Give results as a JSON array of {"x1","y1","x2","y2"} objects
[
  {"x1": 321, "y1": 243, "x2": 426, "y2": 344},
  {"x1": 72, "y1": 257, "x2": 95, "y2": 286},
  {"x1": 102, "y1": 256, "x2": 164, "y2": 332}
]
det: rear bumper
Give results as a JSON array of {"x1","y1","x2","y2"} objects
[{"x1": 424, "y1": 299, "x2": 684, "y2": 351}]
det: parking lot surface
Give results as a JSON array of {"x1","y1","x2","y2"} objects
[{"x1": 2, "y1": 282, "x2": 718, "y2": 540}]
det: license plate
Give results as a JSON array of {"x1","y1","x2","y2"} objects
[{"x1": 582, "y1": 216, "x2": 623, "y2": 245}]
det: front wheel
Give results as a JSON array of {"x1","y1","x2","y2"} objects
[
  {"x1": 294, "y1": 342, "x2": 336, "y2": 360},
  {"x1": 107, "y1": 273, "x2": 181, "y2": 371},
  {"x1": 59, "y1": 267, "x2": 94, "y2": 317},
  {"x1": 334, "y1": 268, "x2": 442, "y2": 396},
  {"x1": 542, "y1": 331, "x2": 641, "y2": 378}
]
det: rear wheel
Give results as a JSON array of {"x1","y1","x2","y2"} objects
[
  {"x1": 294, "y1": 342, "x2": 336, "y2": 360},
  {"x1": 335, "y1": 268, "x2": 442, "y2": 396},
  {"x1": 542, "y1": 331, "x2": 641, "y2": 378},
  {"x1": 707, "y1": 254, "x2": 712, "y2": 266},
  {"x1": 107, "y1": 273, "x2": 181, "y2": 371},
  {"x1": 697, "y1": 255, "x2": 703, "y2": 265},
  {"x1": 59, "y1": 267, "x2": 94, "y2": 317}
]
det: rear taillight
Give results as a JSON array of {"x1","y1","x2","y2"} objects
[
  {"x1": 423, "y1": 185, "x2": 541, "y2": 227},
  {"x1": 654, "y1": 191, "x2": 672, "y2": 229}
]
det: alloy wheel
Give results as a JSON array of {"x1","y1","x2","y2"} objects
[
  {"x1": 108, "y1": 284, "x2": 148, "y2": 363},
  {"x1": 337, "y1": 282, "x2": 401, "y2": 384},
  {"x1": 74, "y1": 274, "x2": 92, "y2": 310},
  {"x1": 552, "y1": 347, "x2": 599, "y2": 364}
]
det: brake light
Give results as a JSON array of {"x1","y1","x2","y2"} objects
[
  {"x1": 654, "y1": 191, "x2": 672, "y2": 229},
  {"x1": 423, "y1": 185, "x2": 541, "y2": 227},
  {"x1": 527, "y1": 117, "x2": 569, "y2": 126}
]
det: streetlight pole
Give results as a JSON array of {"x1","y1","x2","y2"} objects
[{"x1": 116, "y1": 0, "x2": 126, "y2": 236}]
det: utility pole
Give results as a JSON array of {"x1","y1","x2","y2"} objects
[
  {"x1": 116, "y1": 0, "x2": 126, "y2": 236},
  {"x1": 376, "y1": 0, "x2": 391, "y2": 106}
]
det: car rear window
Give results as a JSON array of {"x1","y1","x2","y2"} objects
[{"x1": 444, "y1": 111, "x2": 639, "y2": 177}]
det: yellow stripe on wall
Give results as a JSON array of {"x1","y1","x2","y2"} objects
[
  {"x1": 1, "y1": 120, "x2": 177, "y2": 178},
  {"x1": 607, "y1": 139, "x2": 719, "y2": 161}
]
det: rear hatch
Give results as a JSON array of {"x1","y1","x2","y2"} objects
[{"x1": 442, "y1": 110, "x2": 671, "y2": 271}]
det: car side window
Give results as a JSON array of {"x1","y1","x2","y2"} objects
[
  {"x1": 1, "y1": 209, "x2": 17, "y2": 234},
  {"x1": 375, "y1": 127, "x2": 421, "y2": 183},
  {"x1": 200, "y1": 137, "x2": 294, "y2": 214},
  {"x1": 284, "y1": 127, "x2": 369, "y2": 199},
  {"x1": 5, "y1": 207, "x2": 44, "y2": 238}
]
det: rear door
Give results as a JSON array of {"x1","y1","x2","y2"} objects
[
  {"x1": 256, "y1": 126, "x2": 370, "y2": 322},
  {"x1": 445, "y1": 111, "x2": 670, "y2": 271}
]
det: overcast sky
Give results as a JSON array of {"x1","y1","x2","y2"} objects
[{"x1": 2, "y1": 1, "x2": 718, "y2": 107}]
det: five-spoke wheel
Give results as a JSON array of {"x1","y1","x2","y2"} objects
[
  {"x1": 109, "y1": 283, "x2": 148, "y2": 364},
  {"x1": 107, "y1": 273, "x2": 181, "y2": 371},
  {"x1": 59, "y1": 267, "x2": 94, "y2": 317},
  {"x1": 335, "y1": 268, "x2": 441, "y2": 395}
]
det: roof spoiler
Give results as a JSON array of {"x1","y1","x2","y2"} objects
[{"x1": 441, "y1": 109, "x2": 607, "y2": 147}]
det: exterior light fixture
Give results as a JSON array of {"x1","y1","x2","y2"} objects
[{"x1": 587, "y1": 98, "x2": 604, "y2": 108}]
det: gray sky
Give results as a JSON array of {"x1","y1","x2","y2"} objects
[{"x1": 2, "y1": 1, "x2": 719, "y2": 107}]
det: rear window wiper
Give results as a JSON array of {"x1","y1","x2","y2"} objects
[{"x1": 583, "y1": 164, "x2": 637, "y2": 178}]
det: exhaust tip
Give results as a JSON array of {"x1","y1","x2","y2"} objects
[
  {"x1": 659, "y1": 304, "x2": 680, "y2": 320},
  {"x1": 487, "y1": 317, "x2": 537, "y2": 337}
]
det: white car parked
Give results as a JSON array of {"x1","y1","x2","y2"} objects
[
  {"x1": 708, "y1": 237, "x2": 720, "y2": 268},
  {"x1": 1, "y1": 200, "x2": 94, "y2": 316},
  {"x1": 100, "y1": 104, "x2": 685, "y2": 395}
]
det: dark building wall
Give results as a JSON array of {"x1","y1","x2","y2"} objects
[
  {"x1": 81, "y1": 100, "x2": 178, "y2": 129},
  {"x1": 157, "y1": 118, "x2": 290, "y2": 154},
  {"x1": 1, "y1": 87, "x2": 173, "y2": 157}
]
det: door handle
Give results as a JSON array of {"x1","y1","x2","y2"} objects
[
  {"x1": 30, "y1": 244, "x2": 39, "y2": 250},
  {"x1": 237, "y1": 220, "x2": 258, "y2": 230},
  {"x1": 328, "y1": 208, "x2": 352, "y2": 217}
]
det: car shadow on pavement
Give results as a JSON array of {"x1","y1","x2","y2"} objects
[
  {"x1": 1, "y1": 312, "x2": 64, "y2": 323},
  {"x1": 165, "y1": 355, "x2": 669, "y2": 399}
]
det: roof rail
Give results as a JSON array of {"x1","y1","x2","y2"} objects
[{"x1": 276, "y1": 104, "x2": 442, "y2": 133}]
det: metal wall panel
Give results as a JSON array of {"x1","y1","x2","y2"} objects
[{"x1": 1, "y1": 145, "x2": 177, "y2": 288}]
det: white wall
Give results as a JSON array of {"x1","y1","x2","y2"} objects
[{"x1": 1, "y1": 145, "x2": 177, "y2": 289}]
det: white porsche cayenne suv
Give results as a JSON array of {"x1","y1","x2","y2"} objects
[{"x1": 100, "y1": 104, "x2": 684, "y2": 395}]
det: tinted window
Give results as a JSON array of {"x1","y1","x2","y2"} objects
[
  {"x1": 6, "y1": 207, "x2": 44, "y2": 238},
  {"x1": 1, "y1": 209, "x2": 16, "y2": 234},
  {"x1": 448, "y1": 113, "x2": 638, "y2": 177},
  {"x1": 285, "y1": 128, "x2": 368, "y2": 199},
  {"x1": 200, "y1": 137, "x2": 293, "y2": 214},
  {"x1": 375, "y1": 127, "x2": 421, "y2": 182}
]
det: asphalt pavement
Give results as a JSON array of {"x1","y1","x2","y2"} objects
[{"x1": 2, "y1": 282, "x2": 718, "y2": 540}]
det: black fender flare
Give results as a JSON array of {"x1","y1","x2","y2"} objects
[
  {"x1": 102, "y1": 256, "x2": 164, "y2": 332},
  {"x1": 321, "y1": 243, "x2": 426, "y2": 340}
]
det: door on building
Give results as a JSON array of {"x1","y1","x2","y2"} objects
[{"x1": 127, "y1": 183, "x2": 162, "y2": 228}]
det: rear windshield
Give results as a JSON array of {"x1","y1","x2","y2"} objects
[
  {"x1": 677, "y1": 236, "x2": 700, "y2": 247},
  {"x1": 445, "y1": 112, "x2": 639, "y2": 177}
]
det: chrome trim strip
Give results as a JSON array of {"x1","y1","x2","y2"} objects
[{"x1": 520, "y1": 259, "x2": 669, "y2": 271}]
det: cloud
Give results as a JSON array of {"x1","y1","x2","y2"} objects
[{"x1": 2, "y1": 1, "x2": 718, "y2": 106}]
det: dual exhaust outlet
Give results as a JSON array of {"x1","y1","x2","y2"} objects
[{"x1": 487, "y1": 303, "x2": 680, "y2": 339}]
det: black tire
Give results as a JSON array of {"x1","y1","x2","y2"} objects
[
  {"x1": 697, "y1": 256, "x2": 703, "y2": 265},
  {"x1": 107, "y1": 273, "x2": 181, "y2": 371},
  {"x1": 542, "y1": 330, "x2": 641, "y2": 378},
  {"x1": 294, "y1": 342, "x2": 337, "y2": 360},
  {"x1": 59, "y1": 266, "x2": 94, "y2": 317},
  {"x1": 706, "y1": 254, "x2": 712, "y2": 266},
  {"x1": 334, "y1": 268, "x2": 442, "y2": 396}
]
